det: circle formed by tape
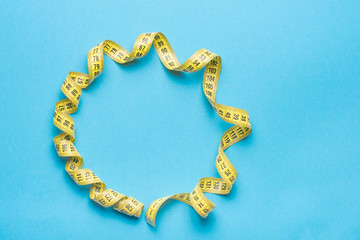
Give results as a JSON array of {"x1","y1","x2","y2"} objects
[{"x1": 53, "y1": 32, "x2": 252, "y2": 227}]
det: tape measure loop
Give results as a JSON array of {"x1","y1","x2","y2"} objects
[{"x1": 53, "y1": 32, "x2": 252, "y2": 227}]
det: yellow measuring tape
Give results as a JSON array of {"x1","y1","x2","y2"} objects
[{"x1": 53, "y1": 32, "x2": 252, "y2": 227}]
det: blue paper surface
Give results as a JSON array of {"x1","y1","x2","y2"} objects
[{"x1": 1, "y1": 0, "x2": 360, "y2": 239}]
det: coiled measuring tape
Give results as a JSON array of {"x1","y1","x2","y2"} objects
[{"x1": 53, "y1": 32, "x2": 252, "y2": 227}]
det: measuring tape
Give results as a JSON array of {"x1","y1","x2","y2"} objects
[{"x1": 53, "y1": 32, "x2": 252, "y2": 227}]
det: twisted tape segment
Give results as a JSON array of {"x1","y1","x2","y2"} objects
[{"x1": 53, "y1": 32, "x2": 251, "y2": 227}]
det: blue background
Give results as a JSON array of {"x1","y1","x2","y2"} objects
[{"x1": 1, "y1": 0, "x2": 359, "y2": 239}]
